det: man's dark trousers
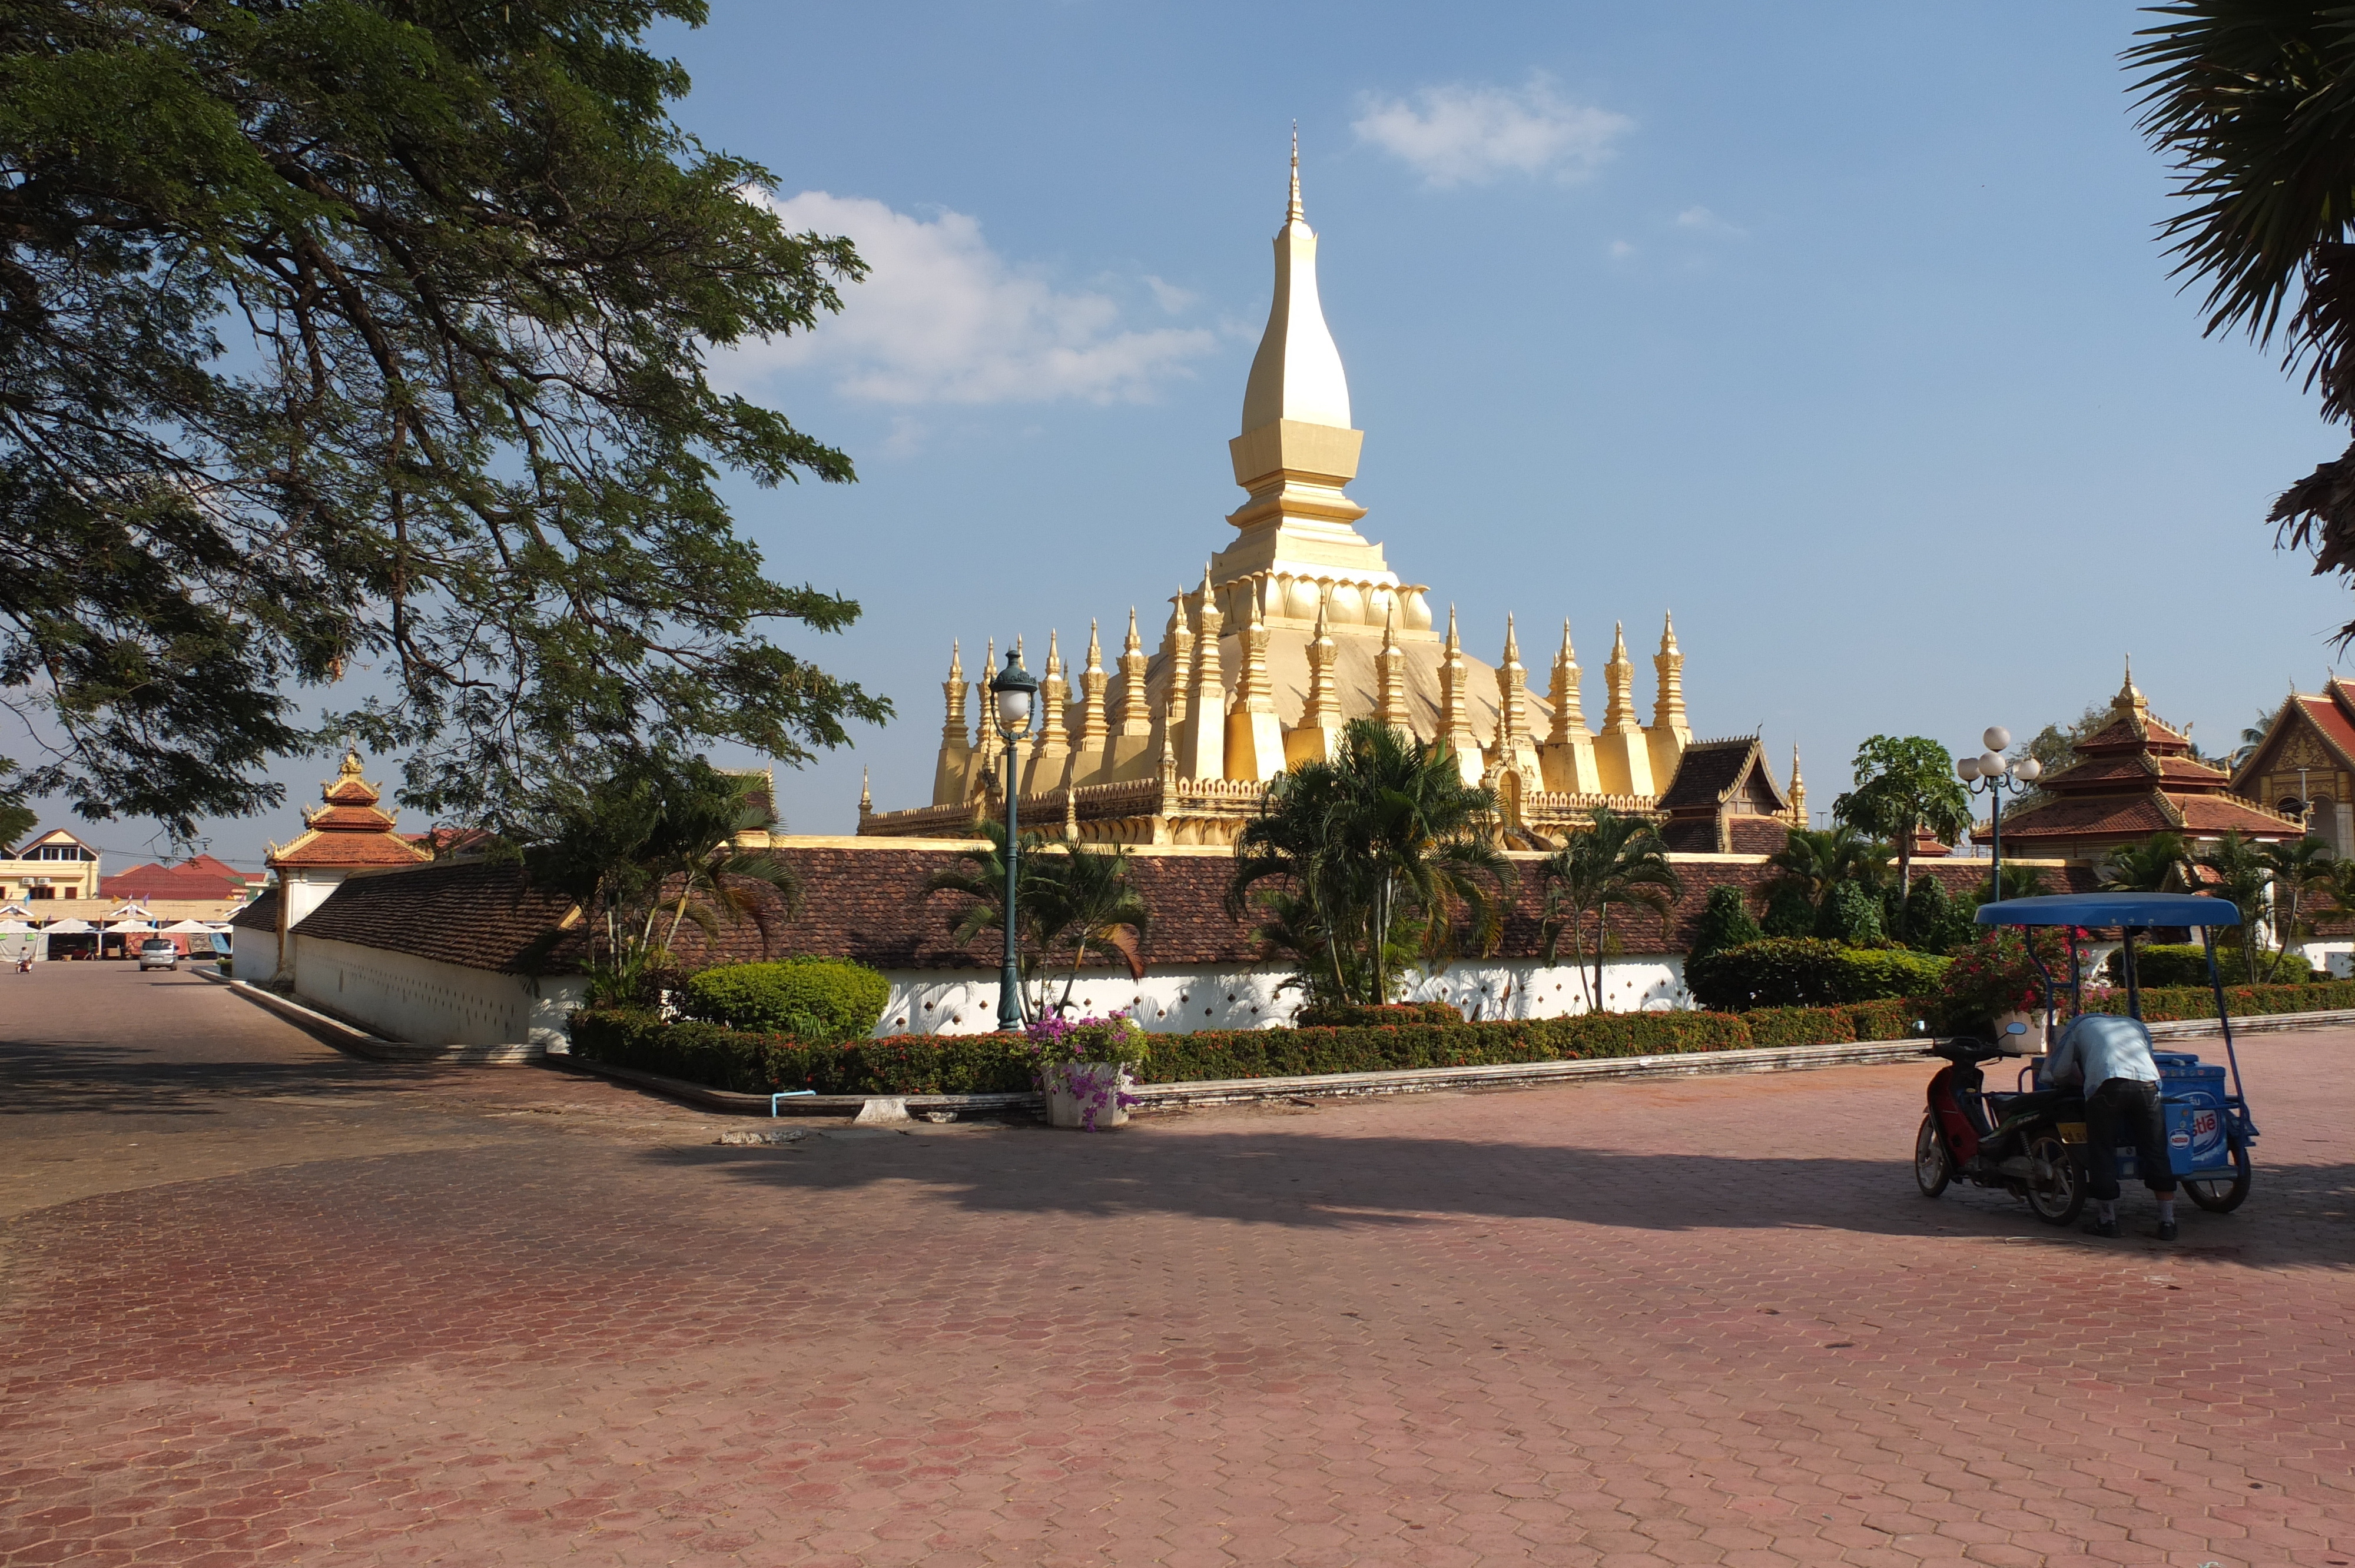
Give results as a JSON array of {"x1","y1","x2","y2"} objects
[{"x1": 2084, "y1": 1077, "x2": 2176, "y2": 1201}]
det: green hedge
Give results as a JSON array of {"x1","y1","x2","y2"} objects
[
  {"x1": 1293, "y1": 1000, "x2": 1464, "y2": 1028},
  {"x1": 676, "y1": 958, "x2": 890, "y2": 1043},
  {"x1": 1686, "y1": 938, "x2": 1949, "y2": 1012},
  {"x1": 1742, "y1": 998, "x2": 1932, "y2": 1049},
  {"x1": 2082, "y1": 979, "x2": 2355, "y2": 1023},
  {"x1": 1137, "y1": 1011, "x2": 1755, "y2": 1082},
  {"x1": 569, "y1": 1009, "x2": 1033, "y2": 1094}
]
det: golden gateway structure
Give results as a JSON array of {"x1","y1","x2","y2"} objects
[{"x1": 859, "y1": 147, "x2": 1797, "y2": 847}]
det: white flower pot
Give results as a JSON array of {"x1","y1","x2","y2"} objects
[
  {"x1": 1994, "y1": 1009, "x2": 2046, "y2": 1056},
  {"x1": 1046, "y1": 1062, "x2": 1135, "y2": 1129}
]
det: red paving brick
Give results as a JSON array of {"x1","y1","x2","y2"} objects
[{"x1": 2, "y1": 965, "x2": 2352, "y2": 1564}]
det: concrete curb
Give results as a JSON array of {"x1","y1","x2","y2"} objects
[
  {"x1": 193, "y1": 969, "x2": 545, "y2": 1065},
  {"x1": 2146, "y1": 1008, "x2": 2355, "y2": 1038},
  {"x1": 543, "y1": 1053, "x2": 1037, "y2": 1122},
  {"x1": 1129, "y1": 1038, "x2": 1933, "y2": 1110}
]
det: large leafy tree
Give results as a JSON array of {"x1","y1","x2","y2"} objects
[
  {"x1": 2260, "y1": 833, "x2": 2335, "y2": 958},
  {"x1": 1, "y1": 0, "x2": 885, "y2": 838},
  {"x1": 1534, "y1": 805, "x2": 1680, "y2": 1015},
  {"x1": 2129, "y1": 4, "x2": 2355, "y2": 641},
  {"x1": 1228, "y1": 718, "x2": 1514, "y2": 1006},
  {"x1": 1832, "y1": 735, "x2": 1972, "y2": 908}
]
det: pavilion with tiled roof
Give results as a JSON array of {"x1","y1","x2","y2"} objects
[
  {"x1": 256, "y1": 750, "x2": 432, "y2": 978},
  {"x1": 2233, "y1": 675, "x2": 2355, "y2": 856},
  {"x1": 1654, "y1": 736, "x2": 1800, "y2": 855},
  {"x1": 1996, "y1": 665, "x2": 2302, "y2": 862}
]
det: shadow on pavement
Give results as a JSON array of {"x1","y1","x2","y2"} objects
[
  {"x1": 0, "y1": 1035, "x2": 450, "y2": 1116},
  {"x1": 644, "y1": 1124, "x2": 2355, "y2": 1263}
]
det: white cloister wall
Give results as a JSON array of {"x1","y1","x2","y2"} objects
[
  {"x1": 290, "y1": 934, "x2": 588, "y2": 1051},
  {"x1": 871, "y1": 955, "x2": 1691, "y2": 1037}
]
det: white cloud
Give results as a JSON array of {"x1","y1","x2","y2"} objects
[
  {"x1": 724, "y1": 191, "x2": 1218, "y2": 405},
  {"x1": 1608, "y1": 239, "x2": 1637, "y2": 260},
  {"x1": 1353, "y1": 75, "x2": 1631, "y2": 188},
  {"x1": 1144, "y1": 275, "x2": 1196, "y2": 314},
  {"x1": 1675, "y1": 205, "x2": 1746, "y2": 237}
]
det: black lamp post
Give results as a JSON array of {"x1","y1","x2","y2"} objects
[
  {"x1": 1955, "y1": 726, "x2": 2041, "y2": 902},
  {"x1": 990, "y1": 645, "x2": 1038, "y2": 1032}
]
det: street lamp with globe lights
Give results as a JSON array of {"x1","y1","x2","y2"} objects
[
  {"x1": 989, "y1": 646, "x2": 1039, "y2": 1031},
  {"x1": 1955, "y1": 726, "x2": 2041, "y2": 902}
]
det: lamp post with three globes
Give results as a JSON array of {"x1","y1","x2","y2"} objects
[
  {"x1": 1955, "y1": 726, "x2": 2042, "y2": 903},
  {"x1": 989, "y1": 646, "x2": 1039, "y2": 1032}
]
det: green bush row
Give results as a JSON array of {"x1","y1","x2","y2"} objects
[
  {"x1": 1741, "y1": 998, "x2": 1932, "y2": 1048},
  {"x1": 569, "y1": 1008, "x2": 1033, "y2": 1094},
  {"x1": 2081, "y1": 979, "x2": 2355, "y2": 1023},
  {"x1": 676, "y1": 958, "x2": 890, "y2": 1042},
  {"x1": 1136, "y1": 1011, "x2": 1753, "y2": 1082},
  {"x1": 1684, "y1": 938, "x2": 1950, "y2": 1012}
]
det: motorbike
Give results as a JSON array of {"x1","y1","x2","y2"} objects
[{"x1": 1915, "y1": 1034, "x2": 2088, "y2": 1224}]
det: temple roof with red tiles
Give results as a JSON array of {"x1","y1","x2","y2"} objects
[
  {"x1": 2001, "y1": 666, "x2": 2300, "y2": 852},
  {"x1": 266, "y1": 751, "x2": 433, "y2": 872},
  {"x1": 2233, "y1": 677, "x2": 2355, "y2": 796}
]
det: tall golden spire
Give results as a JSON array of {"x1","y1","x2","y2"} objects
[
  {"x1": 1180, "y1": 565, "x2": 1227, "y2": 779},
  {"x1": 1497, "y1": 614, "x2": 1529, "y2": 749},
  {"x1": 1161, "y1": 590, "x2": 1193, "y2": 727},
  {"x1": 1651, "y1": 612, "x2": 1686, "y2": 734},
  {"x1": 1438, "y1": 604, "x2": 1477, "y2": 775},
  {"x1": 930, "y1": 640, "x2": 974, "y2": 808},
  {"x1": 1115, "y1": 608, "x2": 1152, "y2": 736},
  {"x1": 1076, "y1": 619, "x2": 1109, "y2": 753},
  {"x1": 1548, "y1": 619, "x2": 1586, "y2": 743},
  {"x1": 941, "y1": 640, "x2": 967, "y2": 742},
  {"x1": 1028, "y1": 629, "x2": 1071, "y2": 792},
  {"x1": 1376, "y1": 602, "x2": 1410, "y2": 733},
  {"x1": 1302, "y1": 588, "x2": 1339, "y2": 727},
  {"x1": 970, "y1": 636, "x2": 1001, "y2": 792},
  {"x1": 1603, "y1": 622, "x2": 1638, "y2": 733},
  {"x1": 1226, "y1": 579, "x2": 1285, "y2": 780},
  {"x1": 1288, "y1": 121, "x2": 1302, "y2": 222},
  {"x1": 1789, "y1": 743, "x2": 1807, "y2": 828}
]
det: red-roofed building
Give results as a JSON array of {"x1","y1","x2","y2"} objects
[
  {"x1": 250, "y1": 750, "x2": 432, "y2": 979},
  {"x1": 1996, "y1": 667, "x2": 2302, "y2": 862},
  {"x1": 2233, "y1": 676, "x2": 2355, "y2": 856}
]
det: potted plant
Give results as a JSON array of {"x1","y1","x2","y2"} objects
[
  {"x1": 1027, "y1": 1013, "x2": 1147, "y2": 1130},
  {"x1": 1934, "y1": 927, "x2": 2072, "y2": 1051}
]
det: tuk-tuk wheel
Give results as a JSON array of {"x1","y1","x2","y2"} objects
[
  {"x1": 2182, "y1": 1132, "x2": 2251, "y2": 1215},
  {"x1": 1913, "y1": 1114, "x2": 1950, "y2": 1198},
  {"x1": 2024, "y1": 1132, "x2": 2087, "y2": 1226}
]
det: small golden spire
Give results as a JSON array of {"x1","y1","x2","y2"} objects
[
  {"x1": 1604, "y1": 621, "x2": 1638, "y2": 733},
  {"x1": 1288, "y1": 122, "x2": 1302, "y2": 223},
  {"x1": 858, "y1": 766, "x2": 872, "y2": 815},
  {"x1": 1116, "y1": 607, "x2": 1152, "y2": 737},
  {"x1": 1651, "y1": 610, "x2": 1687, "y2": 735},
  {"x1": 1077, "y1": 619, "x2": 1109, "y2": 753},
  {"x1": 1064, "y1": 788, "x2": 1080, "y2": 843},
  {"x1": 1303, "y1": 586, "x2": 1339, "y2": 728},
  {"x1": 1497, "y1": 613, "x2": 1530, "y2": 749},
  {"x1": 1376, "y1": 602, "x2": 1410, "y2": 732},
  {"x1": 1439, "y1": 604, "x2": 1474, "y2": 754}
]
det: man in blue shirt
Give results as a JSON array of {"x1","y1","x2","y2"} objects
[{"x1": 2043, "y1": 1012, "x2": 2178, "y2": 1240}]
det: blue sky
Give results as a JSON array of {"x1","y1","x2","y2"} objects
[{"x1": 36, "y1": 2, "x2": 2355, "y2": 868}]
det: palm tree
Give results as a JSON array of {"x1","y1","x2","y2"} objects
[
  {"x1": 1764, "y1": 825, "x2": 1888, "y2": 909},
  {"x1": 1536, "y1": 806, "x2": 1681, "y2": 1015},
  {"x1": 1031, "y1": 841, "x2": 1150, "y2": 1014},
  {"x1": 926, "y1": 817, "x2": 1052, "y2": 1017},
  {"x1": 2233, "y1": 707, "x2": 2278, "y2": 770},
  {"x1": 2130, "y1": 10, "x2": 2355, "y2": 643},
  {"x1": 2098, "y1": 830, "x2": 2194, "y2": 893},
  {"x1": 1228, "y1": 717, "x2": 1515, "y2": 1006},
  {"x1": 2194, "y1": 831, "x2": 2275, "y2": 983},
  {"x1": 2260, "y1": 835, "x2": 2335, "y2": 965}
]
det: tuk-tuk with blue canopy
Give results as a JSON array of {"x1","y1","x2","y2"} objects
[{"x1": 1915, "y1": 892, "x2": 2256, "y2": 1222}]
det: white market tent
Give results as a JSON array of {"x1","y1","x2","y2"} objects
[
  {"x1": 43, "y1": 918, "x2": 95, "y2": 933},
  {"x1": 162, "y1": 919, "x2": 215, "y2": 933},
  {"x1": 0, "y1": 919, "x2": 30, "y2": 934}
]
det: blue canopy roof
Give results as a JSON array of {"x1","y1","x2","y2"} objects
[{"x1": 1974, "y1": 892, "x2": 2240, "y2": 928}]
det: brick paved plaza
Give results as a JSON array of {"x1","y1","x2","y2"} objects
[{"x1": 2, "y1": 966, "x2": 2351, "y2": 1567}]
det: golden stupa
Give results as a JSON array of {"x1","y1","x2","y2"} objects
[{"x1": 859, "y1": 141, "x2": 1750, "y2": 847}]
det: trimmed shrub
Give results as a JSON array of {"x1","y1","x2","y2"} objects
[
  {"x1": 1743, "y1": 1006, "x2": 1856, "y2": 1048},
  {"x1": 678, "y1": 957, "x2": 890, "y2": 1044},
  {"x1": 1816, "y1": 881, "x2": 1884, "y2": 945},
  {"x1": 1843, "y1": 997, "x2": 1932, "y2": 1042},
  {"x1": 568, "y1": 1008, "x2": 1031, "y2": 1094},
  {"x1": 1900, "y1": 876, "x2": 1975, "y2": 954},
  {"x1": 1685, "y1": 939, "x2": 1949, "y2": 1012},
  {"x1": 2109, "y1": 943, "x2": 2314, "y2": 988},
  {"x1": 1760, "y1": 883, "x2": 1816, "y2": 939},
  {"x1": 1293, "y1": 1000, "x2": 1463, "y2": 1028},
  {"x1": 1687, "y1": 886, "x2": 1764, "y2": 967}
]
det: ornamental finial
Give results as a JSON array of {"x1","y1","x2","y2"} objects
[{"x1": 1288, "y1": 122, "x2": 1302, "y2": 222}]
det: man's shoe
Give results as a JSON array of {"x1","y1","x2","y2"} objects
[
  {"x1": 2154, "y1": 1219, "x2": 2179, "y2": 1241},
  {"x1": 2082, "y1": 1217, "x2": 2121, "y2": 1238}
]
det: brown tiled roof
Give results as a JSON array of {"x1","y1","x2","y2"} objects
[
  {"x1": 290, "y1": 862, "x2": 588, "y2": 974},
  {"x1": 228, "y1": 888, "x2": 280, "y2": 931},
  {"x1": 99, "y1": 864, "x2": 249, "y2": 901},
  {"x1": 1727, "y1": 817, "x2": 1793, "y2": 855},
  {"x1": 1656, "y1": 740, "x2": 1760, "y2": 812}
]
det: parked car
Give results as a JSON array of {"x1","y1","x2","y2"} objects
[{"x1": 137, "y1": 938, "x2": 179, "y2": 971}]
